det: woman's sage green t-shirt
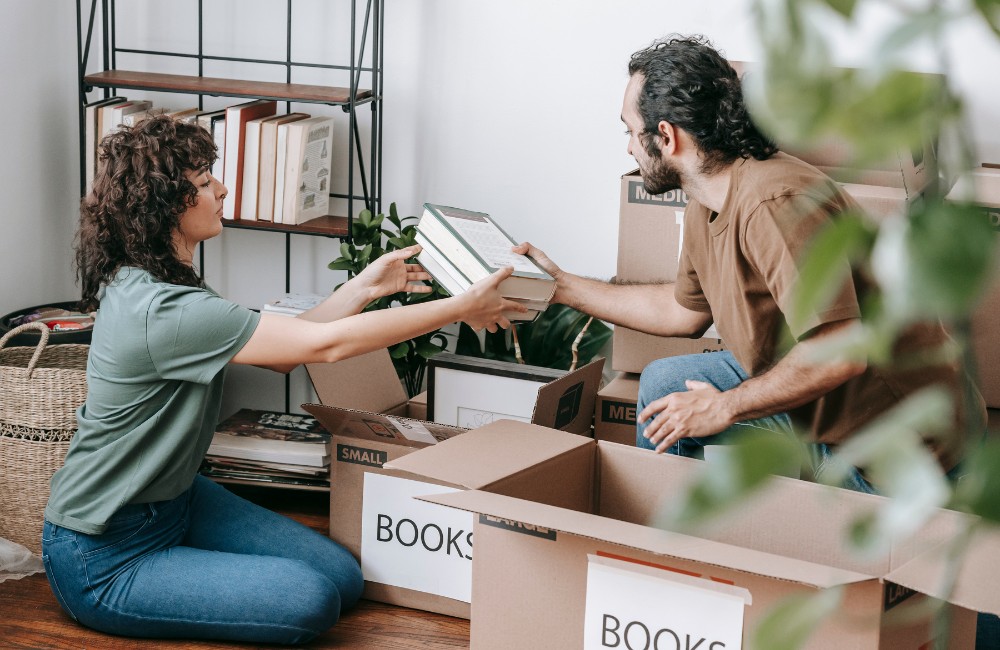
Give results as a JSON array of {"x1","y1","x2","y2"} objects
[{"x1": 45, "y1": 267, "x2": 260, "y2": 535}]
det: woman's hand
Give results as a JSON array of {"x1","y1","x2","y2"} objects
[
  {"x1": 458, "y1": 267, "x2": 529, "y2": 333},
  {"x1": 355, "y1": 245, "x2": 433, "y2": 301}
]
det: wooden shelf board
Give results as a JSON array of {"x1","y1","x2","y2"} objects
[
  {"x1": 84, "y1": 70, "x2": 372, "y2": 105},
  {"x1": 222, "y1": 215, "x2": 349, "y2": 238}
]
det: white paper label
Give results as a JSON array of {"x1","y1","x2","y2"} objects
[
  {"x1": 456, "y1": 407, "x2": 531, "y2": 429},
  {"x1": 583, "y1": 554, "x2": 748, "y2": 650},
  {"x1": 360, "y1": 473, "x2": 474, "y2": 602},
  {"x1": 385, "y1": 417, "x2": 438, "y2": 445}
]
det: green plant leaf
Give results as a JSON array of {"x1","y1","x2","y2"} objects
[
  {"x1": 415, "y1": 339, "x2": 443, "y2": 359},
  {"x1": 387, "y1": 237, "x2": 409, "y2": 250},
  {"x1": 340, "y1": 242, "x2": 353, "y2": 260},
  {"x1": 327, "y1": 259, "x2": 357, "y2": 272},
  {"x1": 952, "y1": 439, "x2": 1000, "y2": 524},
  {"x1": 974, "y1": 0, "x2": 1000, "y2": 37},
  {"x1": 818, "y1": 0, "x2": 857, "y2": 18},
  {"x1": 389, "y1": 342, "x2": 409, "y2": 359},
  {"x1": 359, "y1": 209, "x2": 372, "y2": 227},
  {"x1": 750, "y1": 587, "x2": 843, "y2": 650},
  {"x1": 370, "y1": 212, "x2": 384, "y2": 230},
  {"x1": 791, "y1": 211, "x2": 876, "y2": 334},
  {"x1": 358, "y1": 243, "x2": 374, "y2": 263}
]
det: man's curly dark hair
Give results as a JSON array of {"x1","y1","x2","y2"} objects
[
  {"x1": 628, "y1": 35, "x2": 777, "y2": 170},
  {"x1": 76, "y1": 116, "x2": 218, "y2": 312}
]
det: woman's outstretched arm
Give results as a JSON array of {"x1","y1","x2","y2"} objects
[{"x1": 231, "y1": 266, "x2": 525, "y2": 373}]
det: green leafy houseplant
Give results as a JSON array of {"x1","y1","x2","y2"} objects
[
  {"x1": 657, "y1": 2, "x2": 1000, "y2": 648},
  {"x1": 455, "y1": 305, "x2": 612, "y2": 371},
  {"x1": 327, "y1": 204, "x2": 450, "y2": 397}
]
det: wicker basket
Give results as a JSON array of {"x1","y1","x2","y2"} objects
[{"x1": 0, "y1": 322, "x2": 89, "y2": 554}]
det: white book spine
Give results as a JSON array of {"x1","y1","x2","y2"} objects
[
  {"x1": 240, "y1": 121, "x2": 263, "y2": 222},
  {"x1": 273, "y1": 123, "x2": 291, "y2": 224},
  {"x1": 212, "y1": 120, "x2": 226, "y2": 182},
  {"x1": 222, "y1": 107, "x2": 241, "y2": 220}
]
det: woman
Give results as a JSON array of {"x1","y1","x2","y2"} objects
[{"x1": 41, "y1": 116, "x2": 524, "y2": 643}]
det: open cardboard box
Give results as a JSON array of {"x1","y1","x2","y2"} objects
[
  {"x1": 301, "y1": 352, "x2": 604, "y2": 617},
  {"x1": 389, "y1": 423, "x2": 997, "y2": 649},
  {"x1": 947, "y1": 168, "x2": 1000, "y2": 407}
]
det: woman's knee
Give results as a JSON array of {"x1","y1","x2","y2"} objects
[{"x1": 290, "y1": 564, "x2": 344, "y2": 639}]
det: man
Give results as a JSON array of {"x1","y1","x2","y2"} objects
[{"x1": 514, "y1": 35, "x2": 983, "y2": 492}]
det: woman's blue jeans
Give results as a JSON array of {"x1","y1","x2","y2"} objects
[
  {"x1": 41, "y1": 474, "x2": 363, "y2": 644},
  {"x1": 636, "y1": 350, "x2": 1000, "y2": 650}
]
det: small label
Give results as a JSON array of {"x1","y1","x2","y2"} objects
[
  {"x1": 554, "y1": 381, "x2": 585, "y2": 430},
  {"x1": 978, "y1": 207, "x2": 1000, "y2": 230},
  {"x1": 628, "y1": 180, "x2": 689, "y2": 207},
  {"x1": 601, "y1": 400, "x2": 637, "y2": 425},
  {"x1": 884, "y1": 582, "x2": 917, "y2": 612},
  {"x1": 363, "y1": 419, "x2": 398, "y2": 438},
  {"x1": 337, "y1": 444, "x2": 387, "y2": 468},
  {"x1": 479, "y1": 514, "x2": 557, "y2": 541}
]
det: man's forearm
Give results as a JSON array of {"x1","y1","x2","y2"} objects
[{"x1": 557, "y1": 274, "x2": 709, "y2": 337}]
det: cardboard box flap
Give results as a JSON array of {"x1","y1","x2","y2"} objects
[
  {"x1": 946, "y1": 168, "x2": 1000, "y2": 208},
  {"x1": 420, "y1": 489, "x2": 876, "y2": 590},
  {"x1": 531, "y1": 358, "x2": 605, "y2": 434},
  {"x1": 600, "y1": 373, "x2": 640, "y2": 399},
  {"x1": 306, "y1": 348, "x2": 408, "y2": 414},
  {"x1": 883, "y1": 527, "x2": 1000, "y2": 617},
  {"x1": 301, "y1": 402, "x2": 465, "y2": 449},
  {"x1": 385, "y1": 420, "x2": 594, "y2": 490}
]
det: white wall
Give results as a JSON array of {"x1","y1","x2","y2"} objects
[
  {"x1": 0, "y1": 2, "x2": 82, "y2": 318},
  {"x1": 6, "y1": 0, "x2": 1000, "y2": 417}
]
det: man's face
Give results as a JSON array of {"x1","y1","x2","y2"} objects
[{"x1": 622, "y1": 73, "x2": 683, "y2": 195}]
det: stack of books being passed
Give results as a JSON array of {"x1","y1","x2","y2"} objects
[
  {"x1": 414, "y1": 203, "x2": 555, "y2": 322},
  {"x1": 262, "y1": 293, "x2": 327, "y2": 317},
  {"x1": 201, "y1": 410, "x2": 332, "y2": 488}
]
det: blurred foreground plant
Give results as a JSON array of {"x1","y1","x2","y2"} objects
[{"x1": 658, "y1": 1, "x2": 1000, "y2": 648}]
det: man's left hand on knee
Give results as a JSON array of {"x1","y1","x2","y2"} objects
[{"x1": 638, "y1": 380, "x2": 736, "y2": 453}]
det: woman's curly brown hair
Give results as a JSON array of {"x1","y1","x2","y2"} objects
[{"x1": 76, "y1": 116, "x2": 218, "y2": 311}]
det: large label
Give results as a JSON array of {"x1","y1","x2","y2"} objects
[
  {"x1": 628, "y1": 180, "x2": 690, "y2": 208},
  {"x1": 583, "y1": 554, "x2": 749, "y2": 650},
  {"x1": 360, "y1": 473, "x2": 474, "y2": 603}
]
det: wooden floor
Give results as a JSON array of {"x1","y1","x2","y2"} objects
[{"x1": 0, "y1": 484, "x2": 471, "y2": 650}]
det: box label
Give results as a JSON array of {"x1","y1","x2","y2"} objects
[
  {"x1": 601, "y1": 400, "x2": 637, "y2": 426},
  {"x1": 337, "y1": 444, "x2": 387, "y2": 468},
  {"x1": 361, "y1": 473, "x2": 474, "y2": 603},
  {"x1": 884, "y1": 582, "x2": 917, "y2": 612},
  {"x1": 628, "y1": 180, "x2": 690, "y2": 208},
  {"x1": 584, "y1": 555, "x2": 747, "y2": 650},
  {"x1": 479, "y1": 514, "x2": 557, "y2": 541}
]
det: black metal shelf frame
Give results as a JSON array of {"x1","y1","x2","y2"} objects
[{"x1": 75, "y1": 0, "x2": 383, "y2": 412}]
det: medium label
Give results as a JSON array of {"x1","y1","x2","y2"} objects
[
  {"x1": 361, "y1": 473, "x2": 474, "y2": 603},
  {"x1": 602, "y1": 400, "x2": 637, "y2": 426},
  {"x1": 337, "y1": 444, "x2": 387, "y2": 468},
  {"x1": 628, "y1": 180, "x2": 690, "y2": 208},
  {"x1": 479, "y1": 514, "x2": 557, "y2": 541}
]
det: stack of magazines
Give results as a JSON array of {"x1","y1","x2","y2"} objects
[
  {"x1": 261, "y1": 293, "x2": 327, "y2": 317},
  {"x1": 200, "y1": 410, "x2": 332, "y2": 488}
]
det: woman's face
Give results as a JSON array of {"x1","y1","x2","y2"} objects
[{"x1": 176, "y1": 168, "x2": 227, "y2": 251}]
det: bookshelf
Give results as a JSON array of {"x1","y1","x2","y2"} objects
[{"x1": 76, "y1": 0, "x2": 384, "y2": 427}]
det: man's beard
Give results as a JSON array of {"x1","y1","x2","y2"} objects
[{"x1": 639, "y1": 138, "x2": 683, "y2": 195}]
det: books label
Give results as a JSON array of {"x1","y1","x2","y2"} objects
[{"x1": 361, "y1": 473, "x2": 473, "y2": 603}]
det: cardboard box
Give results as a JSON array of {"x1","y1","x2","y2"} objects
[
  {"x1": 301, "y1": 355, "x2": 604, "y2": 618},
  {"x1": 947, "y1": 168, "x2": 1000, "y2": 407},
  {"x1": 306, "y1": 348, "x2": 427, "y2": 419},
  {"x1": 593, "y1": 373, "x2": 639, "y2": 446},
  {"x1": 613, "y1": 170, "x2": 730, "y2": 373},
  {"x1": 403, "y1": 426, "x2": 995, "y2": 650}
]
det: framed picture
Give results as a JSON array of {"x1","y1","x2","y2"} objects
[{"x1": 427, "y1": 353, "x2": 566, "y2": 428}]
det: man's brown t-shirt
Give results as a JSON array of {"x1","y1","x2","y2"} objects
[{"x1": 674, "y1": 153, "x2": 983, "y2": 469}]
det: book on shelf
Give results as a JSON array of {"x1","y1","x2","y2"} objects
[
  {"x1": 105, "y1": 101, "x2": 153, "y2": 140},
  {"x1": 262, "y1": 293, "x2": 327, "y2": 317},
  {"x1": 204, "y1": 456, "x2": 329, "y2": 477},
  {"x1": 240, "y1": 114, "x2": 287, "y2": 222},
  {"x1": 280, "y1": 116, "x2": 334, "y2": 225},
  {"x1": 200, "y1": 466, "x2": 330, "y2": 489},
  {"x1": 415, "y1": 203, "x2": 555, "y2": 322},
  {"x1": 258, "y1": 113, "x2": 309, "y2": 222},
  {"x1": 222, "y1": 100, "x2": 277, "y2": 220},
  {"x1": 84, "y1": 96, "x2": 126, "y2": 194},
  {"x1": 202, "y1": 111, "x2": 226, "y2": 181},
  {"x1": 207, "y1": 409, "x2": 332, "y2": 467}
]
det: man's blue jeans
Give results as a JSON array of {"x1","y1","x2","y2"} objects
[
  {"x1": 635, "y1": 350, "x2": 999, "y2": 650},
  {"x1": 41, "y1": 474, "x2": 363, "y2": 644}
]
